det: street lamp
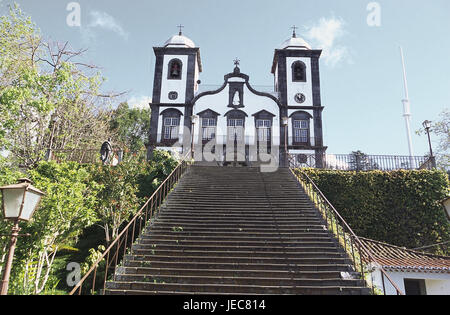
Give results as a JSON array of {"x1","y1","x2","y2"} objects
[
  {"x1": 422, "y1": 120, "x2": 436, "y2": 168},
  {"x1": 0, "y1": 178, "x2": 45, "y2": 295},
  {"x1": 281, "y1": 117, "x2": 289, "y2": 167},
  {"x1": 191, "y1": 115, "x2": 198, "y2": 159}
]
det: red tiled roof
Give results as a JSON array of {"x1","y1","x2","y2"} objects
[{"x1": 359, "y1": 237, "x2": 450, "y2": 273}]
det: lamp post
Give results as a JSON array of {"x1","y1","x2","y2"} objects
[
  {"x1": 0, "y1": 178, "x2": 45, "y2": 295},
  {"x1": 422, "y1": 120, "x2": 436, "y2": 168},
  {"x1": 191, "y1": 115, "x2": 198, "y2": 159},
  {"x1": 281, "y1": 117, "x2": 289, "y2": 167}
]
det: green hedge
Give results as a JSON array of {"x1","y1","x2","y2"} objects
[{"x1": 297, "y1": 168, "x2": 450, "y2": 255}]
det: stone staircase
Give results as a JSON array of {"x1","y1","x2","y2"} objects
[{"x1": 105, "y1": 166, "x2": 370, "y2": 295}]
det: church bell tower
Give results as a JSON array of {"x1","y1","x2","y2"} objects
[
  {"x1": 148, "y1": 27, "x2": 202, "y2": 158},
  {"x1": 271, "y1": 27, "x2": 326, "y2": 167}
]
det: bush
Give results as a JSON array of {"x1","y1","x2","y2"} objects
[{"x1": 296, "y1": 168, "x2": 450, "y2": 255}]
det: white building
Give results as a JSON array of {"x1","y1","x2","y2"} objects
[
  {"x1": 361, "y1": 238, "x2": 450, "y2": 295},
  {"x1": 147, "y1": 29, "x2": 327, "y2": 167}
]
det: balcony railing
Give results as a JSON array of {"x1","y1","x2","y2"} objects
[{"x1": 289, "y1": 153, "x2": 432, "y2": 171}]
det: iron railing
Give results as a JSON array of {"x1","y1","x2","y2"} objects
[
  {"x1": 290, "y1": 165, "x2": 404, "y2": 295},
  {"x1": 69, "y1": 152, "x2": 192, "y2": 295},
  {"x1": 289, "y1": 153, "x2": 431, "y2": 171}
]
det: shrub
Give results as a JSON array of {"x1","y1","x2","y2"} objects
[{"x1": 296, "y1": 168, "x2": 450, "y2": 255}]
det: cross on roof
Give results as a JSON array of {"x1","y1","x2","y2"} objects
[
  {"x1": 291, "y1": 25, "x2": 298, "y2": 37},
  {"x1": 233, "y1": 58, "x2": 240, "y2": 67},
  {"x1": 177, "y1": 24, "x2": 184, "y2": 35}
]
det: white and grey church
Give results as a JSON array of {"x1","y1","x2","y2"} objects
[{"x1": 148, "y1": 29, "x2": 327, "y2": 168}]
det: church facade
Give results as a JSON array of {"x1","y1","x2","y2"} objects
[{"x1": 148, "y1": 29, "x2": 327, "y2": 168}]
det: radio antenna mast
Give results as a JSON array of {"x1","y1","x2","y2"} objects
[{"x1": 400, "y1": 46, "x2": 415, "y2": 167}]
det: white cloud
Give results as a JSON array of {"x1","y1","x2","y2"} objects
[
  {"x1": 80, "y1": 10, "x2": 129, "y2": 43},
  {"x1": 304, "y1": 17, "x2": 351, "y2": 67},
  {"x1": 128, "y1": 96, "x2": 152, "y2": 109}
]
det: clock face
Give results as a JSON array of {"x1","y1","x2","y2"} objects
[{"x1": 294, "y1": 93, "x2": 306, "y2": 104}]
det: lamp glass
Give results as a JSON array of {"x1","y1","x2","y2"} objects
[
  {"x1": 2, "y1": 188, "x2": 25, "y2": 219},
  {"x1": 20, "y1": 190, "x2": 42, "y2": 221},
  {"x1": 423, "y1": 120, "x2": 432, "y2": 129}
]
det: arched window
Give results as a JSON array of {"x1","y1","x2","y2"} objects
[
  {"x1": 160, "y1": 108, "x2": 183, "y2": 143},
  {"x1": 168, "y1": 59, "x2": 182, "y2": 80},
  {"x1": 292, "y1": 61, "x2": 306, "y2": 82},
  {"x1": 290, "y1": 111, "x2": 312, "y2": 145}
]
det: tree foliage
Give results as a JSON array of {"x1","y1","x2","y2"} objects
[
  {"x1": 109, "y1": 102, "x2": 151, "y2": 152},
  {"x1": 0, "y1": 4, "x2": 119, "y2": 168}
]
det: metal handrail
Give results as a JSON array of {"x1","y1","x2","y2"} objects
[
  {"x1": 289, "y1": 164, "x2": 404, "y2": 295},
  {"x1": 69, "y1": 151, "x2": 192, "y2": 295}
]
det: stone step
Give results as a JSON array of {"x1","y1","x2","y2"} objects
[
  {"x1": 124, "y1": 260, "x2": 354, "y2": 272},
  {"x1": 105, "y1": 166, "x2": 369, "y2": 295},
  {"x1": 105, "y1": 282, "x2": 370, "y2": 295},
  {"x1": 117, "y1": 266, "x2": 347, "y2": 279},
  {"x1": 131, "y1": 243, "x2": 340, "y2": 253},
  {"x1": 112, "y1": 274, "x2": 365, "y2": 288},
  {"x1": 129, "y1": 248, "x2": 344, "y2": 259},
  {"x1": 125, "y1": 254, "x2": 351, "y2": 265}
]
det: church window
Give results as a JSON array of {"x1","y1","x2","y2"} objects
[
  {"x1": 293, "y1": 120, "x2": 309, "y2": 144},
  {"x1": 201, "y1": 118, "x2": 217, "y2": 141},
  {"x1": 163, "y1": 117, "x2": 180, "y2": 140},
  {"x1": 228, "y1": 119, "x2": 244, "y2": 141},
  {"x1": 168, "y1": 59, "x2": 182, "y2": 80},
  {"x1": 256, "y1": 119, "x2": 272, "y2": 142},
  {"x1": 292, "y1": 61, "x2": 306, "y2": 82}
]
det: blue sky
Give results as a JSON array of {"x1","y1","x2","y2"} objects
[{"x1": 2, "y1": 0, "x2": 449, "y2": 156}]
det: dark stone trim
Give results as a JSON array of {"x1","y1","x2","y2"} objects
[
  {"x1": 288, "y1": 105, "x2": 324, "y2": 110},
  {"x1": 313, "y1": 108, "x2": 323, "y2": 147},
  {"x1": 160, "y1": 108, "x2": 184, "y2": 116},
  {"x1": 152, "y1": 54, "x2": 164, "y2": 104},
  {"x1": 224, "y1": 109, "x2": 248, "y2": 118},
  {"x1": 276, "y1": 53, "x2": 288, "y2": 106},
  {"x1": 311, "y1": 57, "x2": 321, "y2": 106},
  {"x1": 154, "y1": 47, "x2": 202, "y2": 72},
  {"x1": 271, "y1": 49, "x2": 322, "y2": 74},
  {"x1": 252, "y1": 109, "x2": 276, "y2": 118},
  {"x1": 197, "y1": 109, "x2": 221, "y2": 117},
  {"x1": 191, "y1": 70, "x2": 281, "y2": 108},
  {"x1": 185, "y1": 54, "x2": 196, "y2": 103},
  {"x1": 149, "y1": 104, "x2": 160, "y2": 146},
  {"x1": 289, "y1": 110, "x2": 313, "y2": 119}
]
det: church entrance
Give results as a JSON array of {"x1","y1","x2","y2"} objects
[
  {"x1": 256, "y1": 119, "x2": 272, "y2": 158},
  {"x1": 226, "y1": 118, "x2": 245, "y2": 163}
]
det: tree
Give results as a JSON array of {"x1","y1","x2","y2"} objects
[
  {"x1": 348, "y1": 150, "x2": 378, "y2": 171},
  {"x1": 417, "y1": 109, "x2": 449, "y2": 171},
  {"x1": 5, "y1": 161, "x2": 100, "y2": 295},
  {"x1": 109, "y1": 102, "x2": 151, "y2": 152},
  {"x1": 0, "y1": 4, "x2": 123, "y2": 168}
]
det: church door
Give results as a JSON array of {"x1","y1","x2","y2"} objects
[
  {"x1": 256, "y1": 119, "x2": 272, "y2": 157},
  {"x1": 227, "y1": 118, "x2": 245, "y2": 162}
]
